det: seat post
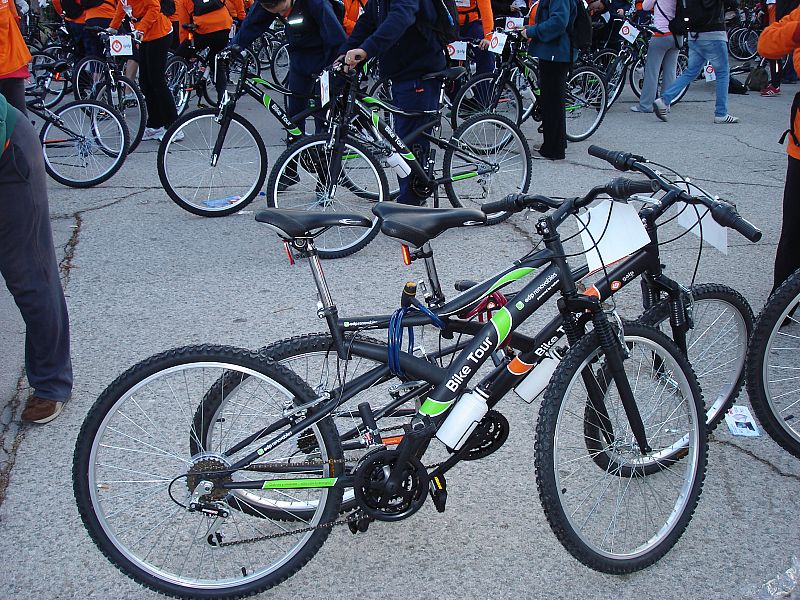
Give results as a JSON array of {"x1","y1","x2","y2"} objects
[
  {"x1": 421, "y1": 242, "x2": 445, "y2": 306},
  {"x1": 304, "y1": 240, "x2": 335, "y2": 310}
]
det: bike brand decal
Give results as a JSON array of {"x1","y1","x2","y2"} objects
[
  {"x1": 524, "y1": 272, "x2": 558, "y2": 303},
  {"x1": 419, "y1": 396, "x2": 455, "y2": 416},
  {"x1": 621, "y1": 270, "x2": 635, "y2": 282},
  {"x1": 515, "y1": 301, "x2": 524, "y2": 310},
  {"x1": 490, "y1": 307, "x2": 512, "y2": 346},
  {"x1": 338, "y1": 219, "x2": 365, "y2": 225},
  {"x1": 445, "y1": 364, "x2": 473, "y2": 392},
  {"x1": 257, "y1": 430, "x2": 293, "y2": 455},
  {"x1": 381, "y1": 123, "x2": 409, "y2": 152},
  {"x1": 343, "y1": 320, "x2": 381, "y2": 327},
  {"x1": 261, "y1": 477, "x2": 338, "y2": 490},
  {"x1": 467, "y1": 336, "x2": 493, "y2": 365},
  {"x1": 534, "y1": 325, "x2": 565, "y2": 357},
  {"x1": 610, "y1": 280, "x2": 622, "y2": 291}
]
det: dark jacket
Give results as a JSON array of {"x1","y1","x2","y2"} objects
[
  {"x1": 236, "y1": 0, "x2": 346, "y2": 61},
  {"x1": 689, "y1": 0, "x2": 726, "y2": 32},
  {"x1": 344, "y1": 0, "x2": 446, "y2": 81},
  {"x1": 525, "y1": 0, "x2": 575, "y2": 61}
]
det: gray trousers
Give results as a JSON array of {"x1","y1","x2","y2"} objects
[
  {"x1": 0, "y1": 107, "x2": 73, "y2": 402},
  {"x1": 637, "y1": 34, "x2": 681, "y2": 111}
]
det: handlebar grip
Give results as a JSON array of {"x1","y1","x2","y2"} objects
[
  {"x1": 606, "y1": 177, "x2": 659, "y2": 199},
  {"x1": 732, "y1": 216, "x2": 762, "y2": 242},
  {"x1": 588, "y1": 146, "x2": 642, "y2": 172},
  {"x1": 481, "y1": 194, "x2": 524, "y2": 215},
  {"x1": 708, "y1": 203, "x2": 762, "y2": 242}
]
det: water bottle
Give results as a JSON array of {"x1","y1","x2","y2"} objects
[
  {"x1": 435, "y1": 389, "x2": 489, "y2": 451},
  {"x1": 514, "y1": 355, "x2": 560, "y2": 403},
  {"x1": 385, "y1": 151, "x2": 411, "y2": 177}
]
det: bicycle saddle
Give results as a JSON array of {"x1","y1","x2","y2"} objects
[
  {"x1": 255, "y1": 208, "x2": 372, "y2": 240},
  {"x1": 421, "y1": 67, "x2": 466, "y2": 81},
  {"x1": 372, "y1": 204, "x2": 487, "y2": 247}
]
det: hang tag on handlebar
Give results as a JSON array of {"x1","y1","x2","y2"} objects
[
  {"x1": 618, "y1": 21, "x2": 640, "y2": 43},
  {"x1": 447, "y1": 41, "x2": 468, "y2": 61},
  {"x1": 109, "y1": 35, "x2": 133, "y2": 57},
  {"x1": 488, "y1": 32, "x2": 508, "y2": 54},
  {"x1": 676, "y1": 204, "x2": 728, "y2": 254},
  {"x1": 319, "y1": 69, "x2": 330, "y2": 108},
  {"x1": 576, "y1": 200, "x2": 650, "y2": 275},
  {"x1": 505, "y1": 17, "x2": 525, "y2": 29}
]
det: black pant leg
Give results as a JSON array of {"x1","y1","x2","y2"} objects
[
  {"x1": 774, "y1": 154, "x2": 800, "y2": 291},
  {"x1": 538, "y1": 60, "x2": 569, "y2": 159},
  {"x1": 139, "y1": 33, "x2": 178, "y2": 129},
  {"x1": 0, "y1": 78, "x2": 27, "y2": 115}
]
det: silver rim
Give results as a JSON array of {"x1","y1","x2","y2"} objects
[
  {"x1": 762, "y1": 291, "x2": 800, "y2": 446},
  {"x1": 566, "y1": 69, "x2": 606, "y2": 141},
  {"x1": 87, "y1": 361, "x2": 333, "y2": 589},
  {"x1": 552, "y1": 335, "x2": 701, "y2": 559}
]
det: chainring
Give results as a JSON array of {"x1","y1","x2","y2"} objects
[
  {"x1": 463, "y1": 410, "x2": 510, "y2": 461},
  {"x1": 353, "y1": 448, "x2": 429, "y2": 522}
]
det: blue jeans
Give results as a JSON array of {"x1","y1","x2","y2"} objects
[{"x1": 660, "y1": 38, "x2": 730, "y2": 118}]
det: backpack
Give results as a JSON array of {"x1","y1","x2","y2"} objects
[
  {"x1": 79, "y1": 0, "x2": 105, "y2": 9},
  {"x1": 161, "y1": 0, "x2": 176, "y2": 16},
  {"x1": 745, "y1": 64, "x2": 769, "y2": 90},
  {"x1": 728, "y1": 75, "x2": 748, "y2": 94},
  {"x1": 421, "y1": 0, "x2": 460, "y2": 48},
  {"x1": 569, "y1": 0, "x2": 592, "y2": 51},
  {"x1": 193, "y1": 0, "x2": 226, "y2": 17},
  {"x1": 60, "y1": 0, "x2": 84, "y2": 19},
  {"x1": 670, "y1": 0, "x2": 718, "y2": 34}
]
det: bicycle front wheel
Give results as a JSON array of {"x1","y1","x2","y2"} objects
[
  {"x1": 73, "y1": 345, "x2": 344, "y2": 599},
  {"x1": 40, "y1": 99, "x2": 129, "y2": 187},
  {"x1": 443, "y1": 113, "x2": 532, "y2": 224},
  {"x1": 449, "y1": 72, "x2": 523, "y2": 129},
  {"x1": 95, "y1": 75, "x2": 146, "y2": 153},
  {"x1": 265, "y1": 133, "x2": 387, "y2": 259},
  {"x1": 535, "y1": 323, "x2": 706, "y2": 573},
  {"x1": 165, "y1": 55, "x2": 191, "y2": 115},
  {"x1": 746, "y1": 269, "x2": 800, "y2": 459},
  {"x1": 565, "y1": 66, "x2": 607, "y2": 142},
  {"x1": 158, "y1": 109, "x2": 268, "y2": 217}
]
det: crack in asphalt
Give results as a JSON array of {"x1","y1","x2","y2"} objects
[
  {"x1": 51, "y1": 188, "x2": 155, "y2": 220},
  {"x1": 714, "y1": 438, "x2": 800, "y2": 481}
]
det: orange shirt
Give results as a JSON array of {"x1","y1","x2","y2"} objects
[
  {"x1": 225, "y1": 0, "x2": 245, "y2": 21},
  {"x1": 177, "y1": 0, "x2": 232, "y2": 40},
  {"x1": 53, "y1": 0, "x2": 87, "y2": 23},
  {"x1": 758, "y1": 5, "x2": 800, "y2": 160},
  {"x1": 85, "y1": 0, "x2": 118, "y2": 21},
  {"x1": 458, "y1": 0, "x2": 493, "y2": 37},
  {"x1": 343, "y1": 0, "x2": 362, "y2": 34},
  {"x1": 0, "y1": 0, "x2": 31, "y2": 78},
  {"x1": 110, "y1": 0, "x2": 173, "y2": 41}
]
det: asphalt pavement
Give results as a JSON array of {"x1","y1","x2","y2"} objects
[{"x1": 1, "y1": 76, "x2": 799, "y2": 600}]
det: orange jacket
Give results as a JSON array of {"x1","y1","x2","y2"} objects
[
  {"x1": 177, "y1": 0, "x2": 232, "y2": 40},
  {"x1": 110, "y1": 0, "x2": 173, "y2": 41},
  {"x1": 225, "y1": 0, "x2": 245, "y2": 21},
  {"x1": 0, "y1": 0, "x2": 31, "y2": 78},
  {"x1": 343, "y1": 0, "x2": 363, "y2": 34},
  {"x1": 242, "y1": 0, "x2": 252, "y2": 10},
  {"x1": 528, "y1": 0, "x2": 538, "y2": 24},
  {"x1": 458, "y1": 0, "x2": 493, "y2": 37},
  {"x1": 85, "y1": 0, "x2": 118, "y2": 21},
  {"x1": 758, "y1": 5, "x2": 800, "y2": 159},
  {"x1": 53, "y1": 0, "x2": 87, "y2": 23}
]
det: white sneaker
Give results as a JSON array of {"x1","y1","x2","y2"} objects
[
  {"x1": 171, "y1": 129, "x2": 185, "y2": 142},
  {"x1": 142, "y1": 126, "x2": 166, "y2": 141},
  {"x1": 713, "y1": 114, "x2": 740, "y2": 124}
]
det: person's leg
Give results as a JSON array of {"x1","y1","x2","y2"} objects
[
  {"x1": 660, "y1": 41, "x2": 680, "y2": 95},
  {"x1": 0, "y1": 79, "x2": 27, "y2": 115},
  {"x1": 84, "y1": 17, "x2": 111, "y2": 58},
  {"x1": 286, "y1": 62, "x2": 314, "y2": 137},
  {"x1": 391, "y1": 78, "x2": 441, "y2": 204},
  {"x1": 537, "y1": 60, "x2": 568, "y2": 159},
  {"x1": 203, "y1": 30, "x2": 232, "y2": 99},
  {"x1": 461, "y1": 20, "x2": 493, "y2": 75},
  {"x1": 66, "y1": 20, "x2": 86, "y2": 60},
  {"x1": 700, "y1": 39, "x2": 731, "y2": 118},
  {"x1": 139, "y1": 34, "x2": 178, "y2": 129},
  {"x1": 0, "y1": 110, "x2": 72, "y2": 417},
  {"x1": 638, "y1": 35, "x2": 673, "y2": 111},
  {"x1": 660, "y1": 40, "x2": 705, "y2": 105},
  {"x1": 773, "y1": 155, "x2": 800, "y2": 291}
]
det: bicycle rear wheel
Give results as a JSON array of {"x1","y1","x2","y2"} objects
[
  {"x1": 40, "y1": 99, "x2": 129, "y2": 187},
  {"x1": 746, "y1": 269, "x2": 800, "y2": 459},
  {"x1": 73, "y1": 345, "x2": 344, "y2": 599},
  {"x1": 449, "y1": 73, "x2": 523, "y2": 129},
  {"x1": 265, "y1": 133, "x2": 387, "y2": 259},
  {"x1": 443, "y1": 113, "x2": 531, "y2": 224},
  {"x1": 535, "y1": 323, "x2": 706, "y2": 573},
  {"x1": 165, "y1": 55, "x2": 191, "y2": 115},
  {"x1": 158, "y1": 108, "x2": 268, "y2": 217},
  {"x1": 565, "y1": 66, "x2": 607, "y2": 142},
  {"x1": 27, "y1": 51, "x2": 68, "y2": 108},
  {"x1": 95, "y1": 75, "x2": 146, "y2": 153}
]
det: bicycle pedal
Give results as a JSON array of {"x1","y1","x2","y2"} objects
[
  {"x1": 347, "y1": 513, "x2": 373, "y2": 535},
  {"x1": 429, "y1": 474, "x2": 447, "y2": 513}
]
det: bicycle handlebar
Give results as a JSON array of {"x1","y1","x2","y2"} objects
[{"x1": 587, "y1": 145, "x2": 763, "y2": 242}]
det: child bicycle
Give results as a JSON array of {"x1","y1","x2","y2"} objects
[{"x1": 73, "y1": 148, "x2": 760, "y2": 598}]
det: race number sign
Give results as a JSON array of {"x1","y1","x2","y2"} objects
[
  {"x1": 447, "y1": 41, "x2": 468, "y2": 61},
  {"x1": 577, "y1": 200, "x2": 650, "y2": 274},
  {"x1": 488, "y1": 32, "x2": 508, "y2": 54},
  {"x1": 319, "y1": 70, "x2": 330, "y2": 107},
  {"x1": 456, "y1": 0, "x2": 471, "y2": 6},
  {"x1": 109, "y1": 35, "x2": 133, "y2": 57},
  {"x1": 505, "y1": 17, "x2": 524, "y2": 29},
  {"x1": 618, "y1": 21, "x2": 640, "y2": 43},
  {"x1": 703, "y1": 61, "x2": 716, "y2": 81}
]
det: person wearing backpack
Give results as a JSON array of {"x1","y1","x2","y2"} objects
[
  {"x1": 758, "y1": 5, "x2": 800, "y2": 289},
  {"x1": 341, "y1": 0, "x2": 447, "y2": 204},
  {"x1": 53, "y1": 0, "x2": 88, "y2": 59},
  {"x1": 521, "y1": 0, "x2": 575, "y2": 160},
  {"x1": 235, "y1": 0, "x2": 346, "y2": 136},
  {"x1": 0, "y1": 0, "x2": 31, "y2": 114},
  {"x1": 176, "y1": 0, "x2": 239, "y2": 99},
  {"x1": 108, "y1": 0, "x2": 177, "y2": 139},
  {"x1": 630, "y1": 0, "x2": 682, "y2": 112},
  {"x1": 651, "y1": 0, "x2": 739, "y2": 123},
  {"x1": 458, "y1": 0, "x2": 494, "y2": 77}
]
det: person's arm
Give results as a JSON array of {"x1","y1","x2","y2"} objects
[
  {"x1": 359, "y1": 0, "x2": 418, "y2": 59},
  {"x1": 642, "y1": 0, "x2": 656, "y2": 12},
  {"x1": 234, "y1": 2, "x2": 277, "y2": 48},
  {"x1": 109, "y1": 0, "x2": 125, "y2": 29},
  {"x1": 308, "y1": 0, "x2": 347, "y2": 50},
  {"x1": 478, "y1": 0, "x2": 494, "y2": 36},
  {"x1": 758, "y1": 3, "x2": 800, "y2": 59},
  {"x1": 132, "y1": 0, "x2": 163, "y2": 36},
  {"x1": 231, "y1": 0, "x2": 246, "y2": 21},
  {"x1": 177, "y1": 0, "x2": 190, "y2": 43},
  {"x1": 526, "y1": 0, "x2": 569, "y2": 41}
]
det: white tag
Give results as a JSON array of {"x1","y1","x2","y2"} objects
[
  {"x1": 109, "y1": 35, "x2": 133, "y2": 57},
  {"x1": 456, "y1": 0, "x2": 470, "y2": 6},
  {"x1": 725, "y1": 405, "x2": 760, "y2": 437},
  {"x1": 576, "y1": 200, "x2": 650, "y2": 275},
  {"x1": 505, "y1": 16, "x2": 525, "y2": 29},
  {"x1": 488, "y1": 32, "x2": 507, "y2": 54},
  {"x1": 447, "y1": 40, "x2": 468, "y2": 61},
  {"x1": 319, "y1": 70, "x2": 330, "y2": 107},
  {"x1": 676, "y1": 200, "x2": 728, "y2": 254},
  {"x1": 618, "y1": 21, "x2": 640, "y2": 43},
  {"x1": 601, "y1": 11, "x2": 610, "y2": 21},
  {"x1": 703, "y1": 61, "x2": 716, "y2": 81}
]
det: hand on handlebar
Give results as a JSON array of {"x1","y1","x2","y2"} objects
[
  {"x1": 343, "y1": 48, "x2": 367, "y2": 72},
  {"x1": 478, "y1": 38, "x2": 490, "y2": 50},
  {"x1": 105, "y1": 26, "x2": 118, "y2": 35}
]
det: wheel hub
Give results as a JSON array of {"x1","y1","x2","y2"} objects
[{"x1": 186, "y1": 454, "x2": 232, "y2": 501}]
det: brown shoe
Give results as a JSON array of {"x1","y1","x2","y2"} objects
[{"x1": 21, "y1": 397, "x2": 64, "y2": 424}]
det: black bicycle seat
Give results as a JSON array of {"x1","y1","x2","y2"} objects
[
  {"x1": 255, "y1": 208, "x2": 372, "y2": 239},
  {"x1": 421, "y1": 67, "x2": 466, "y2": 82},
  {"x1": 372, "y1": 203, "x2": 487, "y2": 247}
]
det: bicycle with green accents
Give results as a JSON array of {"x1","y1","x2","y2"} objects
[{"x1": 156, "y1": 49, "x2": 323, "y2": 218}]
